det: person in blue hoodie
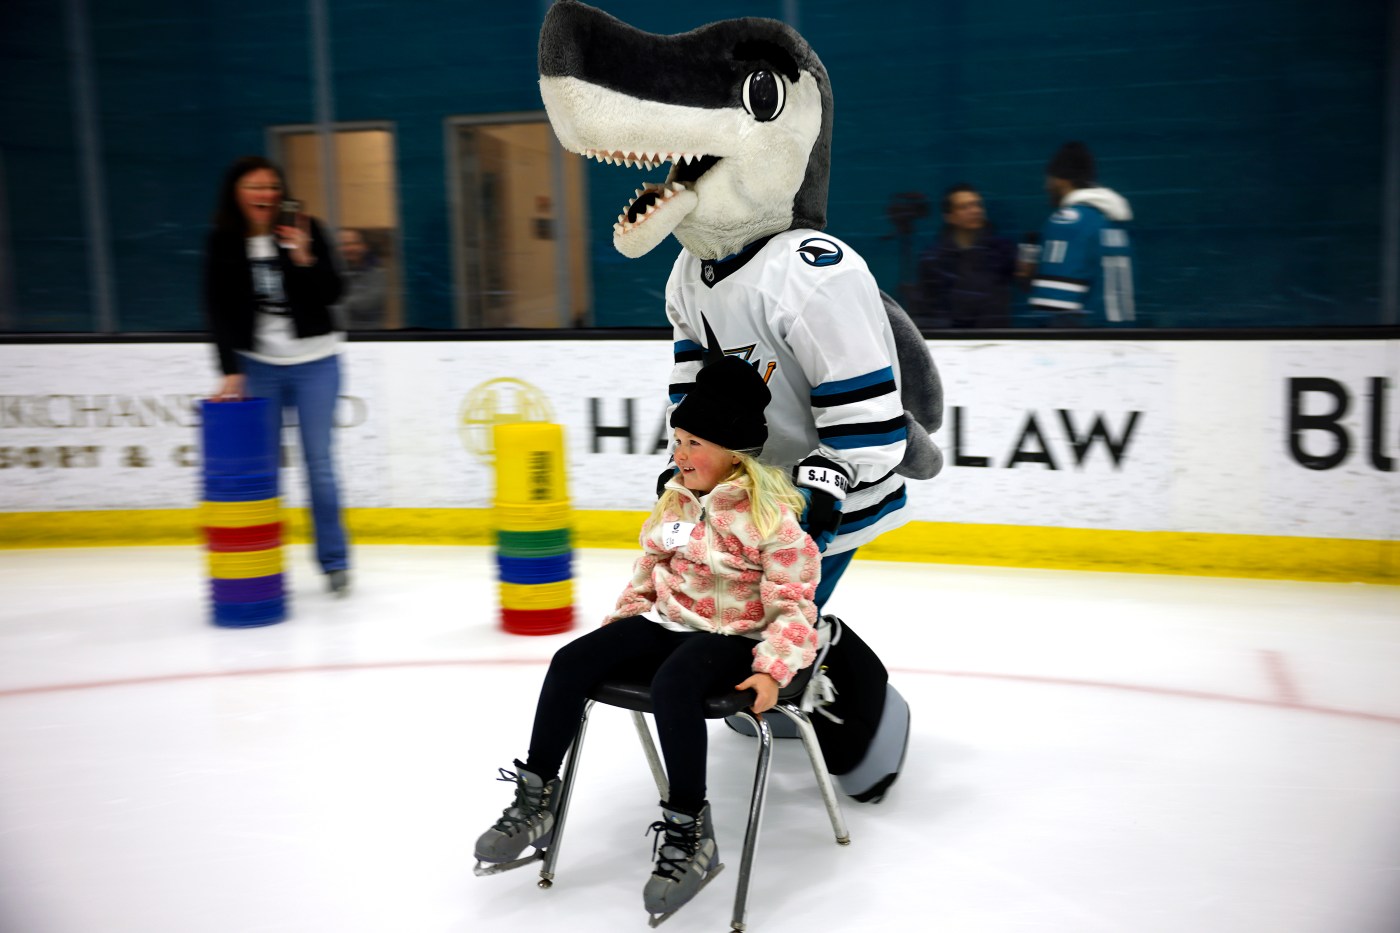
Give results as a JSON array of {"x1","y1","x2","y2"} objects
[{"x1": 1028, "y1": 142, "x2": 1136, "y2": 327}]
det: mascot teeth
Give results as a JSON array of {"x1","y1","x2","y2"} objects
[
  {"x1": 612, "y1": 181, "x2": 698, "y2": 257},
  {"x1": 579, "y1": 145, "x2": 710, "y2": 257},
  {"x1": 614, "y1": 192, "x2": 698, "y2": 256},
  {"x1": 586, "y1": 149, "x2": 708, "y2": 175}
]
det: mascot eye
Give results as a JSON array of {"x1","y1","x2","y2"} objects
[{"x1": 741, "y1": 70, "x2": 785, "y2": 122}]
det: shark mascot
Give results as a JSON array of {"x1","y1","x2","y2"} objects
[{"x1": 532, "y1": 0, "x2": 943, "y2": 918}]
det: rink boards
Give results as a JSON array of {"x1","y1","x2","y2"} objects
[{"x1": 0, "y1": 337, "x2": 1395, "y2": 582}]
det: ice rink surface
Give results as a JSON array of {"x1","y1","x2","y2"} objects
[{"x1": 2, "y1": 544, "x2": 1398, "y2": 933}]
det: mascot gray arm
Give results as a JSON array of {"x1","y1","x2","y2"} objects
[{"x1": 882, "y1": 290, "x2": 944, "y2": 480}]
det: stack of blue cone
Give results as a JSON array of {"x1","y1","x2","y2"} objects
[{"x1": 199, "y1": 398, "x2": 287, "y2": 628}]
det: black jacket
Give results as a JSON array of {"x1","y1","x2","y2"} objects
[
  {"x1": 204, "y1": 219, "x2": 343, "y2": 375},
  {"x1": 914, "y1": 228, "x2": 1016, "y2": 329}
]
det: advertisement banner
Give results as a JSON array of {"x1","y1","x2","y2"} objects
[{"x1": 1, "y1": 339, "x2": 1395, "y2": 542}]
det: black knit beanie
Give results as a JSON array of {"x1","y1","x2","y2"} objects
[
  {"x1": 1047, "y1": 141, "x2": 1096, "y2": 187},
  {"x1": 670, "y1": 355, "x2": 771, "y2": 453}
]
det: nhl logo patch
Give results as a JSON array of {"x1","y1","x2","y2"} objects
[{"x1": 703, "y1": 264, "x2": 715, "y2": 283}]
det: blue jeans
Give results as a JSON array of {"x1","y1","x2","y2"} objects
[{"x1": 241, "y1": 354, "x2": 349, "y2": 574}]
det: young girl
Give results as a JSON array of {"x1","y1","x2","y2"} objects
[{"x1": 474, "y1": 354, "x2": 822, "y2": 920}]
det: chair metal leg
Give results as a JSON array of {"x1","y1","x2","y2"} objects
[
  {"x1": 729, "y1": 710, "x2": 774, "y2": 933},
  {"x1": 774, "y1": 703, "x2": 850, "y2": 845},
  {"x1": 538, "y1": 700, "x2": 594, "y2": 888},
  {"x1": 537, "y1": 690, "x2": 848, "y2": 927},
  {"x1": 630, "y1": 710, "x2": 670, "y2": 801}
]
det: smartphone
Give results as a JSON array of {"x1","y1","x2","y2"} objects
[
  {"x1": 276, "y1": 199, "x2": 302, "y2": 248},
  {"x1": 277, "y1": 199, "x2": 302, "y2": 230}
]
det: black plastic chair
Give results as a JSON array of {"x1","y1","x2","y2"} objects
[{"x1": 535, "y1": 641, "x2": 850, "y2": 932}]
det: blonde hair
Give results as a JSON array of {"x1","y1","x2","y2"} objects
[{"x1": 647, "y1": 450, "x2": 807, "y2": 540}]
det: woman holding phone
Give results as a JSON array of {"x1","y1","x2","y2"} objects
[{"x1": 203, "y1": 155, "x2": 352, "y2": 596}]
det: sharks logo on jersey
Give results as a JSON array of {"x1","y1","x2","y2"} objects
[
  {"x1": 721, "y1": 344, "x2": 778, "y2": 384},
  {"x1": 678, "y1": 331, "x2": 779, "y2": 385},
  {"x1": 797, "y1": 237, "x2": 843, "y2": 267}
]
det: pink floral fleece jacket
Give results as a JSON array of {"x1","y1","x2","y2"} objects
[{"x1": 604, "y1": 479, "x2": 822, "y2": 688}]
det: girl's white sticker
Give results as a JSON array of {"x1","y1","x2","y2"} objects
[{"x1": 662, "y1": 521, "x2": 696, "y2": 550}]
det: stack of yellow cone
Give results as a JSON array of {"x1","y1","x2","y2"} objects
[{"x1": 493, "y1": 422, "x2": 574, "y2": 635}]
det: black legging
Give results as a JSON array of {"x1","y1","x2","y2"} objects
[{"x1": 523, "y1": 615, "x2": 758, "y2": 814}]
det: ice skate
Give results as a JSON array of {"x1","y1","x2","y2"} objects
[
  {"x1": 643, "y1": 802, "x2": 723, "y2": 926},
  {"x1": 472, "y1": 763, "x2": 559, "y2": 877}
]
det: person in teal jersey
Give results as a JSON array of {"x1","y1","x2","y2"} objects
[{"x1": 1028, "y1": 141, "x2": 1136, "y2": 326}]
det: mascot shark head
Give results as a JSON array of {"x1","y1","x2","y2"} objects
[{"x1": 538, "y1": 0, "x2": 832, "y2": 261}]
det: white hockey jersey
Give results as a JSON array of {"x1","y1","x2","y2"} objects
[{"x1": 664, "y1": 228, "x2": 911, "y2": 554}]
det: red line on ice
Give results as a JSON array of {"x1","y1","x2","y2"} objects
[{"x1": 1, "y1": 658, "x2": 1396, "y2": 727}]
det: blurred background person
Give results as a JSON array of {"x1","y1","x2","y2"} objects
[
  {"x1": 1027, "y1": 142, "x2": 1136, "y2": 327},
  {"x1": 203, "y1": 155, "x2": 352, "y2": 597},
  {"x1": 334, "y1": 228, "x2": 387, "y2": 330},
  {"x1": 913, "y1": 183, "x2": 1016, "y2": 329}
]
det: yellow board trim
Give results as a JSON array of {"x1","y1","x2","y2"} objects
[{"x1": 0, "y1": 508, "x2": 1394, "y2": 584}]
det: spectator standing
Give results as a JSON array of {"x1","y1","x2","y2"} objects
[
  {"x1": 1028, "y1": 142, "x2": 1136, "y2": 326},
  {"x1": 334, "y1": 228, "x2": 388, "y2": 330},
  {"x1": 203, "y1": 155, "x2": 352, "y2": 597},
  {"x1": 913, "y1": 183, "x2": 1016, "y2": 329}
]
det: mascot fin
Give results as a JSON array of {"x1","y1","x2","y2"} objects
[{"x1": 882, "y1": 292, "x2": 943, "y2": 479}]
